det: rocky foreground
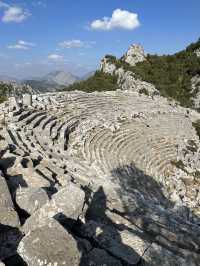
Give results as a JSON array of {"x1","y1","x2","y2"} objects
[{"x1": 0, "y1": 90, "x2": 200, "y2": 265}]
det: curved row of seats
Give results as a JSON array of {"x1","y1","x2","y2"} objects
[{"x1": 5, "y1": 91, "x2": 198, "y2": 198}]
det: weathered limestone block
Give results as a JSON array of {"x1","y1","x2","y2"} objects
[
  {"x1": 16, "y1": 187, "x2": 49, "y2": 215},
  {"x1": 0, "y1": 174, "x2": 19, "y2": 227},
  {"x1": 0, "y1": 174, "x2": 21, "y2": 261},
  {"x1": 23, "y1": 183, "x2": 85, "y2": 234},
  {"x1": 18, "y1": 219, "x2": 83, "y2": 266},
  {"x1": 9, "y1": 97, "x2": 19, "y2": 112},
  {"x1": 22, "y1": 94, "x2": 32, "y2": 107}
]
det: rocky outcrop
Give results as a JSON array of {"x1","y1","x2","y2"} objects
[
  {"x1": 124, "y1": 44, "x2": 146, "y2": 66},
  {"x1": 195, "y1": 48, "x2": 200, "y2": 58},
  {"x1": 191, "y1": 75, "x2": 200, "y2": 109},
  {"x1": 100, "y1": 56, "x2": 159, "y2": 96}
]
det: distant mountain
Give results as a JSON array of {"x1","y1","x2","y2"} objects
[
  {"x1": 0, "y1": 75, "x2": 19, "y2": 83},
  {"x1": 43, "y1": 71, "x2": 79, "y2": 86},
  {"x1": 23, "y1": 71, "x2": 79, "y2": 92}
]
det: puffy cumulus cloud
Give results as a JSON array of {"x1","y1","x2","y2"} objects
[
  {"x1": 0, "y1": 2, "x2": 30, "y2": 23},
  {"x1": 90, "y1": 9, "x2": 140, "y2": 31},
  {"x1": 7, "y1": 40, "x2": 36, "y2": 50},
  {"x1": 48, "y1": 54, "x2": 64, "y2": 61},
  {"x1": 59, "y1": 39, "x2": 96, "y2": 49}
]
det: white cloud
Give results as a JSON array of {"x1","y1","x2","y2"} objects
[
  {"x1": 0, "y1": 2, "x2": 30, "y2": 23},
  {"x1": 59, "y1": 40, "x2": 84, "y2": 49},
  {"x1": 32, "y1": 1, "x2": 47, "y2": 8},
  {"x1": 59, "y1": 39, "x2": 96, "y2": 49},
  {"x1": 48, "y1": 54, "x2": 64, "y2": 61},
  {"x1": 2, "y1": 6, "x2": 30, "y2": 23},
  {"x1": 90, "y1": 9, "x2": 140, "y2": 31},
  {"x1": 8, "y1": 40, "x2": 36, "y2": 50}
]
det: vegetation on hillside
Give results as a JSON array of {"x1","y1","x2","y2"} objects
[
  {"x1": 0, "y1": 83, "x2": 12, "y2": 103},
  {"x1": 64, "y1": 71, "x2": 119, "y2": 93},
  {"x1": 106, "y1": 38, "x2": 200, "y2": 108}
]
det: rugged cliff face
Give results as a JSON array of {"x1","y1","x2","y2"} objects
[
  {"x1": 100, "y1": 46, "x2": 159, "y2": 97},
  {"x1": 100, "y1": 40, "x2": 200, "y2": 109},
  {"x1": 191, "y1": 75, "x2": 200, "y2": 109}
]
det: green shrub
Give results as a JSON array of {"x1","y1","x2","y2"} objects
[
  {"x1": 0, "y1": 83, "x2": 11, "y2": 103},
  {"x1": 64, "y1": 71, "x2": 119, "y2": 93}
]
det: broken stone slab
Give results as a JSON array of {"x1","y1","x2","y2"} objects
[
  {"x1": 78, "y1": 220, "x2": 150, "y2": 265},
  {"x1": 23, "y1": 183, "x2": 85, "y2": 234},
  {"x1": 18, "y1": 219, "x2": 84, "y2": 266},
  {"x1": 6, "y1": 156, "x2": 52, "y2": 189},
  {"x1": 142, "y1": 243, "x2": 198, "y2": 266},
  {"x1": 0, "y1": 174, "x2": 21, "y2": 261},
  {"x1": 16, "y1": 187, "x2": 50, "y2": 215},
  {"x1": 82, "y1": 248, "x2": 122, "y2": 266},
  {"x1": 0, "y1": 174, "x2": 20, "y2": 228}
]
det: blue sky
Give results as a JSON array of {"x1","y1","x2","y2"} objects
[{"x1": 0, "y1": 0, "x2": 199, "y2": 78}]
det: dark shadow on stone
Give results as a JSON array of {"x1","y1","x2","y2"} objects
[
  {"x1": 3, "y1": 255, "x2": 27, "y2": 266},
  {"x1": 83, "y1": 186, "x2": 147, "y2": 265},
  {"x1": 0, "y1": 157, "x2": 16, "y2": 173},
  {"x1": 41, "y1": 186, "x2": 58, "y2": 199},
  {"x1": 4, "y1": 174, "x2": 29, "y2": 225},
  {"x1": 0, "y1": 161, "x2": 29, "y2": 225},
  {"x1": 110, "y1": 163, "x2": 200, "y2": 265},
  {"x1": 0, "y1": 224, "x2": 27, "y2": 266},
  {"x1": 54, "y1": 185, "x2": 146, "y2": 265},
  {"x1": 111, "y1": 163, "x2": 172, "y2": 208}
]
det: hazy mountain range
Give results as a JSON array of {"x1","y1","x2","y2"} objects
[{"x1": 0, "y1": 70, "x2": 95, "y2": 92}]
